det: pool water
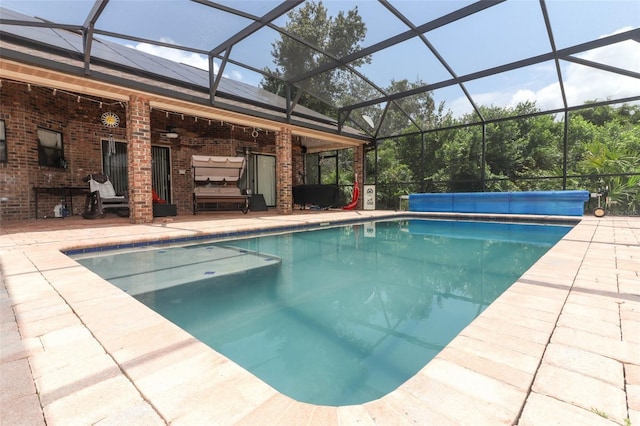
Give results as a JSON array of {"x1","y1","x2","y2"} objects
[{"x1": 74, "y1": 219, "x2": 571, "y2": 406}]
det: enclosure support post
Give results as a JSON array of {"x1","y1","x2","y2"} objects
[
  {"x1": 420, "y1": 133, "x2": 425, "y2": 193},
  {"x1": 481, "y1": 122, "x2": 486, "y2": 192},
  {"x1": 563, "y1": 111, "x2": 569, "y2": 190},
  {"x1": 354, "y1": 144, "x2": 364, "y2": 209}
]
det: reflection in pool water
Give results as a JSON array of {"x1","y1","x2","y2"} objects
[{"x1": 75, "y1": 219, "x2": 571, "y2": 406}]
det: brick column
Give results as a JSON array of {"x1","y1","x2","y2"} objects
[
  {"x1": 126, "y1": 95, "x2": 153, "y2": 224},
  {"x1": 275, "y1": 127, "x2": 293, "y2": 214}
]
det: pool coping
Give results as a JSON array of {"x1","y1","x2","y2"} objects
[
  {"x1": 2, "y1": 211, "x2": 639, "y2": 425},
  {"x1": 62, "y1": 211, "x2": 580, "y2": 256}
]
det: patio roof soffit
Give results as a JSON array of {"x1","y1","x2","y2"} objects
[{"x1": 0, "y1": 58, "x2": 367, "y2": 147}]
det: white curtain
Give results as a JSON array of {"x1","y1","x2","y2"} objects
[
  {"x1": 256, "y1": 155, "x2": 276, "y2": 206},
  {"x1": 37, "y1": 128, "x2": 61, "y2": 148}
]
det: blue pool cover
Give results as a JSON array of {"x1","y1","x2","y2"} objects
[{"x1": 409, "y1": 190, "x2": 590, "y2": 216}]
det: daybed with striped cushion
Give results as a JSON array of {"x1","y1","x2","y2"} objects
[{"x1": 191, "y1": 155, "x2": 249, "y2": 214}]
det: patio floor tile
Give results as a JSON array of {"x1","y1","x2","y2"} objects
[{"x1": 1, "y1": 213, "x2": 638, "y2": 425}]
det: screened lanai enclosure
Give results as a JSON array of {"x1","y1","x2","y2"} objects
[{"x1": 1, "y1": 0, "x2": 639, "y2": 215}]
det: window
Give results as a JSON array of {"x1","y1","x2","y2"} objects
[
  {"x1": 37, "y1": 128, "x2": 65, "y2": 168},
  {"x1": 0, "y1": 120, "x2": 7, "y2": 163},
  {"x1": 101, "y1": 138, "x2": 128, "y2": 195},
  {"x1": 0, "y1": 120, "x2": 6, "y2": 163}
]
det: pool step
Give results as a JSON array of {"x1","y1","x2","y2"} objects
[{"x1": 78, "y1": 245, "x2": 281, "y2": 296}]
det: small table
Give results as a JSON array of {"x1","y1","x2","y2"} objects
[{"x1": 33, "y1": 186, "x2": 88, "y2": 219}]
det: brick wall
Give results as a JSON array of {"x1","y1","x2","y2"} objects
[
  {"x1": 152, "y1": 113, "x2": 276, "y2": 215},
  {"x1": 0, "y1": 80, "x2": 285, "y2": 222},
  {"x1": 127, "y1": 95, "x2": 152, "y2": 224},
  {"x1": 0, "y1": 81, "x2": 128, "y2": 221},
  {"x1": 0, "y1": 78, "x2": 359, "y2": 223},
  {"x1": 275, "y1": 127, "x2": 292, "y2": 214}
]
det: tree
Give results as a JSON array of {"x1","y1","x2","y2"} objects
[
  {"x1": 433, "y1": 125, "x2": 483, "y2": 192},
  {"x1": 418, "y1": 102, "x2": 579, "y2": 192},
  {"x1": 260, "y1": 1, "x2": 369, "y2": 117},
  {"x1": 370, "y1": 81, "x2": 445, "y2": 200},
  {"x1": 574, "y1": 107, "x2": 640, "y2": 214},
  {"x1": 375, "y1": 139, "x2": 415, "y2": 206}
]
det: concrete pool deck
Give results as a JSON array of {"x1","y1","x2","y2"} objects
[{"x1": 1, "y1": 211, "x2": 639, "y2": 425}]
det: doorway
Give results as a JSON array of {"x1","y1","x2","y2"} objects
[
  {"x1": 101, "y1": 140, "x2": 171, "y2": 202},
  {"x1": 247, "y1": 154, "x2": 276, "y2": 207},
  {"x1": 151, "y1": 146, "x2": 171, "y2": 203},
  {"x1": 101, "y1": 139, "x2": 127, "y2": 194}
]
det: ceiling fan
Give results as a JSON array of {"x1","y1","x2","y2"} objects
[{"x1": 156, "y1": 125, "x2": 199, "y2": 139}]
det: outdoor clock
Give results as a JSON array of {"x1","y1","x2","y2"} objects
[{"x1": 101, "y1": 111, "x2": 120, "y2": 128}]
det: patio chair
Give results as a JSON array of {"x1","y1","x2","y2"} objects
[{"x1": 82, "y1": 173, "x2": 129, "y2": 218}]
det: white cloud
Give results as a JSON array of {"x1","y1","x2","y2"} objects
[
  {"x1": 127, "y1": 38, "x2": 247, "y2": 81},
  {"x1": 447, "y1": 27, "x2": 640, "y2": 118},
  {"x1": 562, "y1": 39, "x2": 640, "y2": 106},
  {"x1": 126, "y1": 29, "x2": 638, "y2": 113},
  {"x1": 229, "y1": 70, "x2": 244, "y2": 82},
  {"x1": 510, "y1": 89, "x2": 537, "y2": 106}
]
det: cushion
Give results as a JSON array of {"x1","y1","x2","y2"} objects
[
  {"x1": 194, "y1": 186, "x2": 242, "y2": 196},
  {"x1": 90, "y1": 179, "x2": 117, "y2": 198}
]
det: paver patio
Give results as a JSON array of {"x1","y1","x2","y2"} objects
[{"x1": 1, "y1": 212, "x2": 638, "y2": 425}]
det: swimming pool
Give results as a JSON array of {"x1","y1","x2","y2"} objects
[{"x1": 73, "y1": 218, "x2": 571, "y2": 406}]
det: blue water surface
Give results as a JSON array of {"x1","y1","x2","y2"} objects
[{"x1": 76, "y1": 219, "x2": 571, "y2": 406}]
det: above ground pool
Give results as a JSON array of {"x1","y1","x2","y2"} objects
[{"x1": 72, "y1": 218, "x2": 572, "y2": 406}]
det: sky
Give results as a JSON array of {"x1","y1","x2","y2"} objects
[{"x1": 2, "y1": 0, "x2": 639, "y2": 118}]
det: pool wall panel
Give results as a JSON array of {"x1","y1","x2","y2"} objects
[{"x1": 409, "y1": 190, "x2": 590, "y2": 216}]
